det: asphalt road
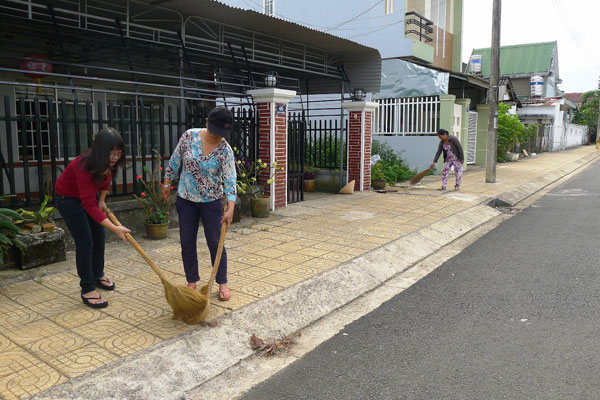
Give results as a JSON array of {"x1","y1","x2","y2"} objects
[{"x1": 241, "y1": 161, "x2": 600, "y2": 400}]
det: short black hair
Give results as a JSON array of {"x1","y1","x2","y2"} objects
[{"x1": 437, "y1": 129, "x2": 449, "y2": 136}]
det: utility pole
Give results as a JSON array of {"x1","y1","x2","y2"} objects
[
  {"x1": 486, "y1": 0, "x2": 501, "y2": 183},
  {"x1": 596, "y1": 76, "x2": 600, "y2": 149}
]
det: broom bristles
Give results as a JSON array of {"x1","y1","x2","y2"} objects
[
  {"x1": 163, "y1": 280, "x2": 211, "y2": 325},
  {"x1": 410, "y1": 167, "x2": 432, "y2": 185}
]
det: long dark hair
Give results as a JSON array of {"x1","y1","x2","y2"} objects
[{"x1": 81, "y1": 127, "x2": 125, "y2": 184}]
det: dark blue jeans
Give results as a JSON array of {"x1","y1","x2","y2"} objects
[
  {"x1": 176, "y1": 197, "x2": 227, "y2": 284},
  {"x1": 55, "y1": 193, "x2": 106, "y2": 294}
]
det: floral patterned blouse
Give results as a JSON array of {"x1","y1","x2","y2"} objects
[{"x1": 165, "y1": 128, "x2": 237, "y2": 203}]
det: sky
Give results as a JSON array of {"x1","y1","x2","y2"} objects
[{"x1": 462, "y1": 0, "x2": 600, "y2": 94}]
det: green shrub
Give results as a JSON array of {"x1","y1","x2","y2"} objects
[
  {"x1": 0, "y1": 195, "x2": 24, "y2": 264},
  {"x1": 372, "y1": 140, "x2": 417, "y2": 184}
]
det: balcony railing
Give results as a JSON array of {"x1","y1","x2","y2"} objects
[{"x1": 405, "y1": 11, "x2": 434, "y2": 43}]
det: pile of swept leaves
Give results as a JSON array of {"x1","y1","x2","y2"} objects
[{"x1": 250, "y1": 332, "x2": 300, "y2": 357}]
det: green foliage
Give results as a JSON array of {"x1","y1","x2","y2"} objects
[
  {"x1": 573, "y1": 90, "x2": 599, "y2": 141},
  {"x1": 234, "y1": 147, "x2": 283, "y2": 199},
  {"x1": 133, "y1": 149, "x2": 176, "y2": 224},
  {"x1": 0, "y1": 195, "x2": 24, "y2": 264},
  {"x1": 497, "y1": 102, "x2": 538, "y2": 162},
  {"x1": 371, "y1": 140, "x2": 416, "y2": 184},
  {"x1": 371, "y1": 164, "x2": 385, "y2": 181},
  {"x1": 305, "y1": 135, "x2": 342, "y2": 168},
  {"x1": 16, "y1": 195, "x2": 55, "y2": 225}
]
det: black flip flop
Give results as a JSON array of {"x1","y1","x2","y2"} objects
[
  {"x1": 81, "y1": 294, "x2": 108, "y2": 309},
  {"x1": 95, "y1": 277, "x2": 115, "y2": 291}
]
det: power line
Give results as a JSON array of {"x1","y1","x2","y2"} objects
[{"x1": 324, "y1": 0, "x2": 384, "y2": 32}]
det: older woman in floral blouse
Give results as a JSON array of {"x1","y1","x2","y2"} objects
[{"x1": 161, "y1": 107, "x2": 236, "y2": 301}]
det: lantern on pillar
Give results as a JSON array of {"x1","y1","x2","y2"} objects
[{"x1": 19, "y1": 54, "x2": 52, "y2": 94}]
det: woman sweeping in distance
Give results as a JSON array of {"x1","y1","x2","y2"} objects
[
  {"x1": 54, "y1": 127, "x2": 131, "y2": 309},
  {"x1": 430, "y1": 128, "x2": 464, "y2": 191},
  {"x1": 161, "y1": 106, "x2": 236, "y2": 302}
]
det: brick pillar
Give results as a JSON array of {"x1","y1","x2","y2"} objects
[
  {"x1": 247, "y1": 88, "x2": 296, "y2": 210},
  {"x1": 342, "y1": 101, "x2": 378, "y2": 191}
]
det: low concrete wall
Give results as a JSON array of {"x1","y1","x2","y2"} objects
[
  {"x1": 53, "y1": 198, "x2": 180, "y2": 251},
  {"x1": 372, "y1": 135, "x2": 440, "y2": 174}
]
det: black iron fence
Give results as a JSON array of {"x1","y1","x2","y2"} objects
[
  {"x1": 305, "y1": 119, "x2": 348, "y2": 171},
  {"x1": 288, "y1": 112, "x2": 306, "y2": 204},
  {"x1": 0, "y1": 95, "x2": 257, "y2": 207}
]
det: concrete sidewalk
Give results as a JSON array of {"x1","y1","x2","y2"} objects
[{"x1": 0, "y1": 146, "x2": 597, "y2": 400}]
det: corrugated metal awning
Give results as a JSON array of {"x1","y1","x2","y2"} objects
[{"x1": 141, "y1": 0, "x2": 382, "y2": 94}]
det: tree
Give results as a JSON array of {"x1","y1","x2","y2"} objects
[
  {"x1": 497, "y1": 102, "x2": 537, "y2": 161},
  {"x1": 572, "y1": 90, "x2": 599, "y2": 143}
]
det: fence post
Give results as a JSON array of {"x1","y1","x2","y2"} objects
[
  {"x1": 247, "y1": 88, "x2": 296, "y2": 210},
  {"x1": 342, "y1": 101, "x2": 378, "y2": 191}
]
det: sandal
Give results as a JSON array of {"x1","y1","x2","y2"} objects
[
  {"x1": 218, "y1": 288, "x2": 231, "y2": 302},
  {"x1": 96, "y1": 276, "x2": 115, "y2": 291},
  {"x1": 81, "y1": 294, "x2": 108, "y2": 309}
]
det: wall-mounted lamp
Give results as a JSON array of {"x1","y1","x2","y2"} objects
[
  {"x1": 352, "y1": 88, "x2": 365, "y2": 101},
  {"x1": 264, "y1": 71, "x2": 278, "y2": 88}
]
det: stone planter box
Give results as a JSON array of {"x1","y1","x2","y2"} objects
[
  {"x1": 315, "y1": 170, "x2": 344, "y2": 193},
  {"x1": 2, "y1": 228, "x2": 67, "y2": 270}
]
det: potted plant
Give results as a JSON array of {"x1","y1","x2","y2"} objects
[
  {"x1": 11, "y1": 195, "x2": 66, "y2": 270},
  {"x1": 0, "y1": 194, "x2": 24, "y2": 268},
  {"x1": 371, "y1": 163, "x2": 387, "y2": 190},
  {"x1": 303, "y1": 165, "x2": 318, "y2": 192},
  {"x1": 235, "y1": 156, "x2": 283, "y2": 218},
  {"x1": 16, "y1": 195, "x2": 56, "y2": 233},
  {"x1": 133, "y1": 149, "x2": 176, "y2": 239}
]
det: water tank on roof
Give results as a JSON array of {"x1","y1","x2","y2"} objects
[
  {"x1": 530, "y1": 76, "x2": 544, "y2": 97},
  {"x1": 469, "y1": 55, "x2": 482, "y2": 74}
]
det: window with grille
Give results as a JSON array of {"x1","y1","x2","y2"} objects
[
  {"x1": 16, "y1": 98, "x2": 51, "y2": 161},
  {"x1": 264, "y1": 0, "x2": 275, "y2": 16}
]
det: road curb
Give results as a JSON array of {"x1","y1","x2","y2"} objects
[
  {"x1": 33, "y1": 205, "x2": 500, "y2": 400},
  {"x1": 490, "y1": 151, "x2": 600, "y2": 207}
]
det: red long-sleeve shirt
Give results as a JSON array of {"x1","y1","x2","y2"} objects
[{"x1": 55, "y1": 156, "x2": 111, "y2": 224}]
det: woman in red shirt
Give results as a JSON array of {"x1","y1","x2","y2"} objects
[{"x1": 54, "y1": 127, "x2": 131, "y2": 308}]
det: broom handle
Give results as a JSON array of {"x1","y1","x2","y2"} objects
[
  {"x1": 103, "y1": 208, "x2": 168, "y2": 281},
  {"x1": 205, "y1": 220, "x2": 227, "y2": 295}
]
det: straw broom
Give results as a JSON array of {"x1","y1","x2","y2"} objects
[
  {"x1": 104, "y1": 208, "x2": 225, "y2": 324},
  {"x1": 409, "y1": 166, "x2": 433, "y2": 186}
]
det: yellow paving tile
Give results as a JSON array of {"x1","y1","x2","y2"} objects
[
  {"x1": 98, "y1": 327, "x2": 160, "y2": 357},
  {"x1": 4, "y1": 319, "x2": 66, "y2": 346},
  {"x1": 237, "y1": 253, "x2": 270, "y2": 267},
  {"x1": 279, "y1": 253, "x2": 313, "y2": 264},
  {"x1": 261, "y1": 272, "x2": 306, "y2": 287},
  {"x1": 71, "y1": 316, "x2": 134, "y2": 341},
  {"x1": 0, "y1": 356, "x2": 66, "y2": 400},
  {"x1": 47, "y1": 343, "x2": 119, "y2": 378},
  {"x1": 0, "y1": 334, "x2": 16, "y2": 353},
  {"x1": 319, "y1": 252, "x2": 355, "y2": 263},
  {"x1": 273, "y1": 242, "x2": 306, "y2": 252},
  {"x1": 136, "y1": 314, "x2": 193, "y2": 340},
  {"x1": 218, "y1": 291, "x2": 258, "y2": 311},
  {"x1": 252, "y1": 238, "x2": 283, "y2": 248},
  {"x1": 284, "y1": 264, "x2": 323, "y2": 278},
  {"x1": 26, "y1": 331, "x2": 90, "y2": 360},
  {"x1": 296, "y1": 247, "x2": 330, "y2": 257},
  {"x1": 236, "y1": 243, "x2": 268, "y2": 254},
  {"x1": 39, "y1": 271, "x2": 81, "y2": 295},
  {"x1": 238, "y1": 281, "x2": 281, "y2": 298},
  {"x1": 102, "y1": 299, "x2": 167, "y2": 326},
  {"x1": 0, "y1": 303, "x2": 42, "y2": 329},
  {"x1": 50, "y1": 307, "x2": 104, "y2": 329},
  {"x1": 299, "y1": 258, "x2": 340, "y2": 271},
  {"x1": 259, "y1": 248, "x2": 288, "y2": 259},
  {"x1": 237, "y1": 266, "x2": 273, "y2": 280},
  {"x1": 258, "y1": 259, "x2": 294, "y2": 272}
]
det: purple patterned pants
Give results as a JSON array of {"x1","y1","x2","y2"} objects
[{"x1": 441, "y1": 160, "x2": 463, "y2": 190}]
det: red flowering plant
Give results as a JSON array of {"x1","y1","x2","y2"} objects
[{"x1": 132, "y1": 149, "x2": 176, "y2": 225}]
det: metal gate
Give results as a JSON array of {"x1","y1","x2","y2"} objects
[
  {"x1": 287, "y1": 112, "x2": 306, "y2": 204},
  {"x1": 467, "y1": 111, "x2": 478, "y2": 164}
]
